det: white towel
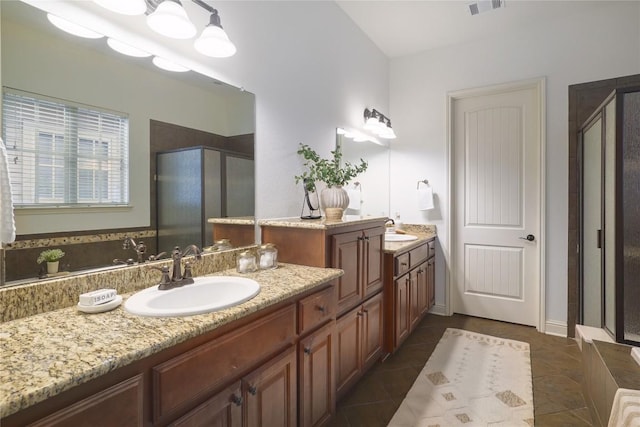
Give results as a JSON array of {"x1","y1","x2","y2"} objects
[
  {"x1": 417, "y1": 187, "x2": 434, "y2": 211},
  {"x1": 0, "y1": 139, "x2": 16, "y2": 244},
  {"x1": 347, "y1": 188, "x2": 360, "y2": 210},
  {"x1": 608, "y1": 388, "x2": 640, "y2": 427}
]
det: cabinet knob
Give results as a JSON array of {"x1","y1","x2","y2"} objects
[
  {"x1": 357, "y1": 311, "x2": 364, "y2": 317},
  {"x1": 364, "y1": 236, "x2": 370, "y2": 241},
  {"x1": 315, "y1": 305, "x2": 326, "y2": 313},
  {"x1": 304, "y1": 347, "x2": 312, "y2": 355},
  {"x1": 248, "y1": 385, "x2": 257, "y2": 395},
  {"x1": 231, "y1": 394, "x2": 243, "y2": 406},
  {"x1": 400, "y1": 262, "x2": 408, "y2": 266}
]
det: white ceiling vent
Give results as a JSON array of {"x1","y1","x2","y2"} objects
[{"x1": 469, "y1": 0, "x2": 505, "y2": 16}]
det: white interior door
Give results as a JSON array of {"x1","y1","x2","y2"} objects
[{"x1": 451, "y1": 83, "x2": 542, "y2": 327}]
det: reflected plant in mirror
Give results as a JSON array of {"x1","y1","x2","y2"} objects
[{"x1": 0, "y1": 1, "x2": 256, "y2": 286}]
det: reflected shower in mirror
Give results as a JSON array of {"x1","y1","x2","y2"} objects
[
  {"x1": 336, "y1": 128, "x2": 390, "y2": 218},
  {"x1": 1, "y1": 1, "x2": 255, "y2": 286}
]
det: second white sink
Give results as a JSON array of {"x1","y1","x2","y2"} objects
[
  {"x1": 385, "y1": 233, "x2": 418, "y2": 242},
  {"x1": 124, "y1": 276, "x2": 260, "y2": 317}
]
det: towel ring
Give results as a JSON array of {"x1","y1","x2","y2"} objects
[{"x1": 417, "y1": 179, "x2": 429, "y2": 189}]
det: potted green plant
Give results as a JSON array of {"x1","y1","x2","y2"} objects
[
  {"x1": 295, "y1": 143, "x2": 368, "y2": 220},
  {"x1": 37, "y1": 248, "x2": 65, "y2": 274}
]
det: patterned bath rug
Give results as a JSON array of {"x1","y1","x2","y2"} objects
[{"x1": 387, "y1": 328, "x2": 533, "y2": 427}]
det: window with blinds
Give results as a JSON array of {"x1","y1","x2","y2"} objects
[{"x1": 2, "y1": 88, "x2": 129, "y2": 207}]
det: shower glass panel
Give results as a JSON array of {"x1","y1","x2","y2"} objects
[
  {"x1": 622, "y1": 90, "x2": 640, "y2": 343},
  {"x1": 604, "y1": 99, "x2": 616, "y2": 335}
]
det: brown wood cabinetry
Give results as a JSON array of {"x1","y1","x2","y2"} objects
[
  {"x1": 261, "y1": 220, "x2": 385, "y2": 316},
  {"x1": 384, "y1": 237, "x2": 436, "y2": 353},
  {"x1": 170, "y1": 382, "x2": 243, "y2": 427},
  {"x1": 261, "y1": 219, "x2": 385, "y2": 404},
  {"x1": 28, "y1": 375, "x2": 144, "y2": 427},
  {"x1": 299, "y1": 321, "x2": 335, "y2": 427},
  {"x1": 335, "y1": 292, "x2": 383, "y2": 399}
]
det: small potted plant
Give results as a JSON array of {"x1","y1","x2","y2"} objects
[
  {"x1": 295, "y1": 143, "x2": 368, "y2": 221},
  {"x1": 37, "y1": 248, "x2": 66, "y2": 274}
]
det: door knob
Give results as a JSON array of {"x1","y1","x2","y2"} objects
[{"x1": 519, "y1": 234, "x2": 535, "y2": 242}]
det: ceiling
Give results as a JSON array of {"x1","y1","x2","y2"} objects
[{"x1": 335, "y1": 0, "x2": 609, "y2": 58}]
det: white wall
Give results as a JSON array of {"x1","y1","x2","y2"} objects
[
  {"x1": 207, "y1": 1, "x2": 389, "y2": 219},
  {"x1": 389, "y1": 1, "x2": 640, "y2": 328}
]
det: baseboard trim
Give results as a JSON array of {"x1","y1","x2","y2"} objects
[
  {"x1": 429, "y1": 304, "x2": 447, "y2": 316},
  {"x1": 545, "y1": 320, "x2": 567, "y2": 337}
]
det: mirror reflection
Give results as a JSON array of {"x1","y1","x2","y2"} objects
[
  {"x1": 337, "y1": 129, "x2": 390, "y2": 218},
  {"x1": 1, "y1": 1, "x2": 256, "y2": 285}
]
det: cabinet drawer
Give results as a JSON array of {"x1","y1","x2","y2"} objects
[
  {"x1": 298, "y1": 285, "x2": 335, "y2": 335},
  {"x1": 30, "y1": 375, "x2": 144, "y2": 427},
  {"x1": 409, "y1": 244, "x2": 429, "y2": 267},
  {"x1": 152, "y1": 304, "x2": 296, "y2": 421},
  {"x1": 394, "y1": 253, "x2": 410, "y2": 276},
  {"x1": 427, "y1": 239, "x2": 435, "y2": 258}
]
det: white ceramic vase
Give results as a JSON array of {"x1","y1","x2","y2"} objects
[
  {"x1": 320, "y1": 186, "x2": 349, "y2": 221},
  {"x1": 47, "y1": 261, "x2": 59, "y2": 274}
]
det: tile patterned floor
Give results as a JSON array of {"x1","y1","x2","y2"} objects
[{"x1": 329, "y1": 313, "x2": 593, "y2": 427}]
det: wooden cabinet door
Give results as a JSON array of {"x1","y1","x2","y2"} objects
[
  {"x1": 335, "y1": 307, "x2": 361, "y2": 398},
  {"x1": 361, "y1": 293, "x2": 383, "y2": 370},
  {"x1": 29, "y1": 375, "x2": 144, "y2": 427},
  {"x1": 409, "y1": 269, "x2": 421, "y2": 331},
  {"x1": 416, "y1": 262, "x2": 429, "y2": 316},
  {"x1": 299, "y1": 322, "x2": 335, "y2": 427},
  {"x1": 427, "y1": 257, "x2": 435, "y2": 310},
  {"x1": 362, "y1": 227, "x2": 384, "y2": 298},
  {"x1": 170, "y1": 382, "x2": 242, "y2": 427},
  {"x1": 332, "y1": 230, "x2": 363, "y2": 314},
  {"x1": 244, "y1": 347, "x2": 297, "y2": 427},
  {"x1": 394, "y1": 275, "x2": 410, "y2": 348}
]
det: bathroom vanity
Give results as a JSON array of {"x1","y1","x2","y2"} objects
[
  {"x1": 0, "y1": 263, "x2": 342, "y2": 427},
  {"x1": 260, "y1": 217, "x2": 386, "y2": 399},
  {"x1": 382, "y1": 230, "x2": 437, "y2": 353}
]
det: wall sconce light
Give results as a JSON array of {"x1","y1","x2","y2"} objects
[
  {"x1": 363, "y1": 108, "x2": 396, "y2": 139},
  {"x1": 92, "y1": 0, "x2": 238, "y2": 57}
]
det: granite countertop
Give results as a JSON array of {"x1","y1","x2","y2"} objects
[
  {"x1": 0, "y1": 263, "x2": 343, "y2": 418},
  {"x1": 258, "y1": 215, "x2": 387, "y2": 230},
  {"x1": 383, "y1": 224, "x2": 437, "y2": 254},
  {"x1": 207, "y1": 217, "x2": 255, "y2": 225}
]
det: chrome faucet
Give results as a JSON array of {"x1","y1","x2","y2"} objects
[{"x1": 123, "y1": 236, "x2": 147, "y2": 264}]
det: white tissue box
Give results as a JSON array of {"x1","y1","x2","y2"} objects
[{"x1": 79, "y1": 289, "x2": 117, "y2": 306}]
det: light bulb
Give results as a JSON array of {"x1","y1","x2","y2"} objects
[
  {"x1": 194, "y1": 21, "x2": 236, "y2": 57},
  {"x1": 47, "y1": 14, "x2": 104, "y2": 39},
  {"x1": 93, "y1": 0, "x2": 147, "y2": 16},
  {"x1": 107, "y1": 38, "x2": 151, "y2": 58},
  {"x1": 147, "y1": 0, "x2": 196, "y2": 39},
  {"x1": 152, "y1": 56, "x2": 190, "y2": 72}
]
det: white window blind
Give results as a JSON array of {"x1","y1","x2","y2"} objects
[{"x1": 2, "y1": 88, "x2": 129, "y2": 207}]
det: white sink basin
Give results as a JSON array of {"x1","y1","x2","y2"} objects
[
  {"x1": 385, "y1": 233, "x2": 418, "y2": 242},
  {"x1": 124, "y1": 276, "x2": 260, "y2": 317}
]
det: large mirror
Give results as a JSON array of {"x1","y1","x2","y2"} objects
[
  {"x1": 337, "y1": 129, "x2": 390, "y2": 218},
  {"x1": 1, "y1": 1, "x2": 256, "y2": 284}
]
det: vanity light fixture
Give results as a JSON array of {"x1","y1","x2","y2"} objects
[
  {"x1": 93, "y1": 0, "x2": 147, "y2": 16},
  {"x1": 363, "y1": 108, "x2": 396, "y2": 140},
  {"x1": 107, "y1": 38, "x2": 152, "y2": 57},
  {"x1": 47, "y1": 14, "x2": 104, "y2": 39},
  {"x1": 194, "y1": 9, "x2": 237, "y2": 58},
  {"x1": 147, "y1": 0, "x2": 197, "y2": 39},
  {"x1": 152, "y1": 56, "x2": 190, "y2": 72}
]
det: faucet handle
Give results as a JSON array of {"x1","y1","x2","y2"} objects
[
  {"x1": 183, "y1": 262, "x2": 193, "y2": 279},
  {"x1": 150, "y1": 265, "x2": 172, "y2": 289}
]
